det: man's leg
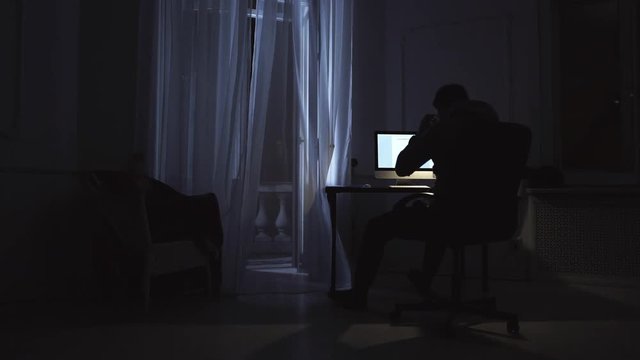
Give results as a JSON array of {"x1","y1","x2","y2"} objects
[
  {"x1": 349, "y1": 206, "x2": 430, "y2": 306},
  {"x1": 405, "y1": 234, "x2": 446, "y2": 299},
  {"x1": 420, "y1": 235, "x2": 447, "y2": 290},
  {"x1": 350, "y1": 213, "x2": 393, "y2": 303}
]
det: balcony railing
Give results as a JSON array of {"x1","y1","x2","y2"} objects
[{"x1": 249, "y1": 183, "x2": 294, "y2": 266}]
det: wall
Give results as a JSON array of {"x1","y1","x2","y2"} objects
[
  {"x1": 352, "y1": 0, "x2": 387, "y2": 181},
  {"x1": 347, "y1": 0, "x2": 398, "y2": 276},
  {"x1": 0, "y1": 0, "x2": 78, "y2": 171},
  {"x1": 0, "y1": 0, "x2": 81, "y2": 302},
  {"x1": 0, "y1": 0, "x2": 141, "y2": 302},
  {"x1": 384, "y1": 0, "x2": 543, "y2": 164},
  {"x1": 78, "y1": 0, "x2": 141, "y2": 171}
]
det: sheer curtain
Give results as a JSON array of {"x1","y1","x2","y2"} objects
[
  {"x1": 148, "y1": 0, "x2": 353, "y2": 293},
  {"x1": 293, "y1": 0, "x2": 353, "y2": 287},
  {"x1": 150, "y1": 0, "x2": 255, "y2": 292}
]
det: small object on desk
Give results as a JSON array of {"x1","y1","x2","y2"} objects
[{"x1": 362, "y1": 183, "x2": 371, "y2": 188}]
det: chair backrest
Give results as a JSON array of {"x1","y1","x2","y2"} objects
[
  {"x1": 439, "y1": 122, "x2": 531, "y2": 244},
  {"x1": 88, "y1": 171, "x2": 153, "y2": 254},
  {"x1": 485, "y1": 122, "x2": 532, "y2": 239}
]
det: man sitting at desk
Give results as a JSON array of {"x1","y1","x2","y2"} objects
[{"x1": 335, "y1": 84, "x2": 501, "y2": 310}]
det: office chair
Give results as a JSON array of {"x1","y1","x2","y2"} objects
[{"x1": 390, "y1": 122, "x2": 532, "y2": 336}]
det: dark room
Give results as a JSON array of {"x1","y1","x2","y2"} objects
[{"x1": 1, "y1": 0, "x2": 639, "y2": 359}]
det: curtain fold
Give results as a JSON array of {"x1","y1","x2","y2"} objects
[
  {"x1": 293, "y1": 0, "x2": 353, "y2": 286},
  {"x1": 150, "y1": 0, "x2": 252, "y2": 292},
  {"x1": 235, "y1": 0, "x2": 282, "y2": 291},
  {"x1": 148, "y1": 0, "x2": 353, "y2": 293}
]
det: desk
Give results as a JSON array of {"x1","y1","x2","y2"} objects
[{"x1": 325, "y1": 185, "x2": 433, "y2": 296}]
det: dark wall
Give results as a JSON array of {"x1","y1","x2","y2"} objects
[
  {"x1": 0, "y1": 0, "x2": 79, "y2": 170},
  {"x1": 0, "y1": 0, "x2": 142, "y2": 170},
  {"x1": 383, "y1": 0, "x2": 541, "y2": 163},
  {"x1": 351, "y1": 0, "x2": 387, "y2": 181},
  {"x1": 78, "y1": 0, "x2": 141, "y2": 171},
  {"x1": 0, "y1": 0, "x2": 143, "y2": 301}
]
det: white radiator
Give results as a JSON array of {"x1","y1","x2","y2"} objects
[{"x1": 524, "y1": 188, "x2": 640, "y2": 279}]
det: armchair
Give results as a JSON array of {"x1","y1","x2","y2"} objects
[{"x1": 88, "y1": 171, "x2": 222, "y2": 311}]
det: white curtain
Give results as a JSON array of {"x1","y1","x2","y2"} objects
[
  {"x1": 149, "y1": 0, "x2": 353, "y2": 293},
  {"x1": 293, "y1": 0, "x2": 353, "y2": 286},
  {"x1": 150, "y1": 0, "x2": 255, "y2": 292}
]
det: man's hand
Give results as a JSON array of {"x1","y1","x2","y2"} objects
[{"x1": 418, "y1": 113, "x2": 439, "y2": 135}]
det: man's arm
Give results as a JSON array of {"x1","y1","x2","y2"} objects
[
  {"x1": 395, "y1": 131, "x2": 433, "y2": 176},
  {"x1": 418, "y1": 114, "x2": 439, "y2": 134}
]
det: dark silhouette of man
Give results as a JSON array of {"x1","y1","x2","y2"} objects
[{"x1": 336, "y1": 84, "x2": 502, "y2": 309}]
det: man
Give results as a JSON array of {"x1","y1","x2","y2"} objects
[
  {"x1": 336, "y1": 84, "x2": 500, "y2": 309},
  {"x1": 417, "y1": 83, "x2": 470, "y2": 135}
]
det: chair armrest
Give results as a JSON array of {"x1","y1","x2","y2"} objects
[{"x1": 393, "y1": 193, "x2": 434, "y2": 211}]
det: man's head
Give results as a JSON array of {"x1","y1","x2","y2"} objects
[{"x1": 432, "y1": 84, "x2": 469, "y2": 120}]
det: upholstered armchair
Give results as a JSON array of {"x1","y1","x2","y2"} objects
[{"x1": 88, "y1": 171, "x2": 222, "y2": 311}]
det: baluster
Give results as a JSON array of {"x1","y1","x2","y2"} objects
[
  {"x1": 254, "y1": 191, "x2": 272, "y2": 242},
  {"x1": 274, "y1": 192, "x2": 291, "y2": 243}
]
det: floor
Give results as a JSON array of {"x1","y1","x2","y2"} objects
[{"x1": 2, "y1": 271, "x2": 640, "y2": 360}]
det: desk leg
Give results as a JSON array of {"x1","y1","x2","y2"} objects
[{"x1": 327, "y1": 190, "x2": 337, "y2": 297}]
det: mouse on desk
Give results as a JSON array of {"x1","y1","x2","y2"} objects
[{"x1": 362, "y1": 183, "x2": 371, "y2": 188}]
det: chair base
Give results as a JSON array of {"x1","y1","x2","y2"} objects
[{"x1": 391, "y1": 296, "x2": 519, "y2": 336}]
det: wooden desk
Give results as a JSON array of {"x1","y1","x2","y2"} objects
[{"x1": 324, "y1": 185, "x2": 433, "y2": 296}]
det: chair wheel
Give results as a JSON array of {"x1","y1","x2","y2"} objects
[{"x1": 507, "y1": 318, "x2": 519, "y2": 335}]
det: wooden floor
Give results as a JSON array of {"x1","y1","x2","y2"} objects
[{"x1": 2, "y1": 272, "x2": 640, "y2": 360}]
